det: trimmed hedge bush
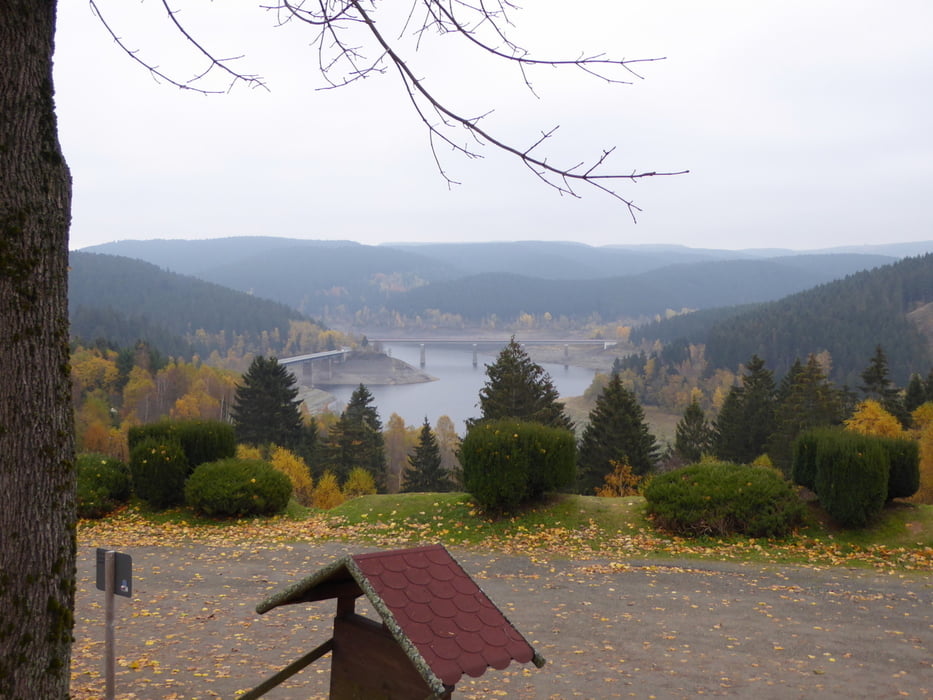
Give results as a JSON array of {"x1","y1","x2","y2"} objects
[
  {"x1": 76, "y1": 453, "x2": 131, "y2": 519},
  {"x1": 129, "y1": 438, "x2": 189, "y2": 509},
  {"x1": 185, "y1": 458, "x2": 292, "y2": 517},
  {"x1": 812, "y1": 431, "x2": 888, "y2": 528},
  {"x1": 644, "y1": 462, "x2": 805, "y2": 537},
  {"x1": 460, "y1": 419, "x2": 576, "y2": 511},
  {"x1": 791, "y1": 428, "x2": 838, "y2": 490},
  {"x1": 794, "y1": 428, "x2": 916, "y2": 524},
  {"x1": 877, "y1": 436, "x2": 920, "y2": 500},
  {"x1": 129, "y1": 420, "x2": 236, "y2": 469}
]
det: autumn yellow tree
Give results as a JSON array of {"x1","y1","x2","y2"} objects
[
  {"x1": 383, "y1": 413, "x2": 418, "y2": 493},
  {"x1": 311, "y1": 471, "x2": 345, "y2": 510},
  {"x1": 845, "y1": 399, "x2": 904, "y2": 438},
  {"x1": 594, "y1": 460, "x2": 643, "y2": 497},
  {"x1": 270, "y1": 446, "x2": 315, "y2": 506}
]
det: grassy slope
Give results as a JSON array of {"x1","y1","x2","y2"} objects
[
  {"x1": 79, "y1": 493, "x2": 933, "y2": 572},
  {"x1": 325, "y1": 492, "x2": 933, "y2": 570}
]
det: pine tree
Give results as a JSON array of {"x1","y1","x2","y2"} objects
[
  {"x1": 404, "y1": 419, "x2": 454, "y2": 492},
  {"x1": 473, "y1": 337, "x2": 573, "y2": 430},
  {"x1": 577, "y1": 373, "x2": 659, "y2": 493},
  {"x1": 712, "y1": 387, "x2": 745, "y2": 462},
  {"x1": 231, "y1": 356, "x2": 304, "y2": 449},
  {"x1": 905, "y1": 373, "x2": 928, "y2": 413},
  {"x1": 713, "y1": 355, "x2": 776, "y2": 464},
  {"x1": 768, "y1": 355, "x2": 844, "y2": 475},
  {"x1": 860, "y1": 345, "x2": 908, "y2": 426},
  {"x1": 674, "y1": 399, "x2": 712, "y2": 463},
  {"x1": 321, "y1": 384, "x2": 386, "y2": 489}
]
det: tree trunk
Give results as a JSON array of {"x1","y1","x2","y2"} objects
[{"x1": 0, "y1": 1, "x2": 76, "y2": 697}]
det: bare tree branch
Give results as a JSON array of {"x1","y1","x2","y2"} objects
[
  {"x1": 91, "y1": 0, "x2": 688, "y2": 218},
  {"x1": 89, "y1": 0, "x2": 267, "y2": 93}
]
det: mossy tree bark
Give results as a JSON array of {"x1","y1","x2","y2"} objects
[{"x1": 0, "y1": 1, "x2": 76, "y2": 696}]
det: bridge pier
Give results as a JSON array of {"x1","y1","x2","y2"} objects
[
  {"x1": 420, "y1": 343, "x2": 426, "y2": 368},
  {"x1": 472, "y1": 344, "x2": 478, "y2": 368}
]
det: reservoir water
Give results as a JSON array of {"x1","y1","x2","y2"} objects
[{"x1": 325, "y1": 342, "x2": 597, "y2": 435}]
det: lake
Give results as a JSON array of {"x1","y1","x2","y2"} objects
[{"x1": 325, "y1": 342, "x2": 597, "y2": 434}]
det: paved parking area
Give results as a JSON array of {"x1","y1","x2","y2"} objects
[{"x1": 71, "y1": 543, "x2": 932, "y2": 699}]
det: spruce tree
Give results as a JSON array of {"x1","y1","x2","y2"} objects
[
  {"x1": 403, "y1": 419, "x2": 454, "y2": 493},
  {"x1": 904, "y1": 373, "x2": 927, "y2": 413},
  {"x1": 767, "y1": 355, "x2": 844, "y2": 475},
  {"x1": 860, "y1": 345, "x2": 908, "y2": 425},
  {"x1": 577, "y1": 373, "x2": 659, "y2": 493},
  {"x1": 712, "y1": 388, "x2": 746, "y2": 462},
  {"x1": 674, "y1": 399, "x2": 712, "y2": 463},
  {"x1": 474, "y1": 337, "x2": 573, "y2": 430},
  {"x1": 231, "y1": 356, "x2": 304, "y2": 449},
  {"x1": 322, "y1": 384, "x2": 386, "y2": 489},
  {"x1": 713, "y1": 355, "x2": 776, "y2": 464}
]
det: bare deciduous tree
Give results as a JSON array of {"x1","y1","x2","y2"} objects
[{"x1": 0, "y1": 1, "x2": 682, "y2": 696}]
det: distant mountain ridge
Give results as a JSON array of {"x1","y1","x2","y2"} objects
[{"x1": 78, "y1": 237, "x2": 926, "y2": 324}]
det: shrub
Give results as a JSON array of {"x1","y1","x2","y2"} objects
[
  {"x1": 185, "y1": 458, "x2": 292, "y2": 517},
  {"x1": 311, "y1": 471, "x2": 345, "y2": 510},
  {"x1": 644, "y1": 462, "x2": 805, "y2": 537},
  {"x1": 594, "y1": 460, "x2": 643, "y2": 497},
  {"x1": 460, "y1": 419, "x2": 576, "y2": 511},
  {"x1": 791, "y1": 427, "x2": 838, "y2": 491},
  {"x1": 129, "y1": 420, "x2": 236, "y2": 469},
  {"x1": 129, "y1": 438, "x2": 189, "y2": 509},
  {"x1": 813, "y1": 431, "x2": 888, "y2": 528},
  {"x1": 236, "y1": 443, "x2": 264, "y2": 460},
  {"x1": 269, "y1": 446, "x2": 315, "y2": 506},
  {"x1": 343, "y1": 467, "x2": 377, "y2": 497},
  {"x1": 76, "y1": 453, "x2": 131, "y2": 519},
  {"x1": 877, "y1": 436, "x2": 920, "y2": 500}
]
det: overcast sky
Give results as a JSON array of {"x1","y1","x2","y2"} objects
[{"x1": 55, "y1": 1, "x2": 933, "y2": 252}]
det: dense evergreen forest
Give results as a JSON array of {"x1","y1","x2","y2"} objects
[
  {"x1": 69, "y1": 252, "x2": 351, "y2": 362},
  {"x1": 391, "y1": 254, "x2": 896, "y2": 322},
  {"x1": 635, "y1": 254, "x2": 933, "y2": 386}
]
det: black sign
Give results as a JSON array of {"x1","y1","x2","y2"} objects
[{"x1": 95, "y1": 549, "x2": 133, "y2": 598}]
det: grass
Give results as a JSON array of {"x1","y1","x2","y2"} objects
[{"x1": 79, "y1": 493, "x2": 933, "y2": 572}]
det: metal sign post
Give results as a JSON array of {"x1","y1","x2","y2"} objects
[{"x1": 96, "y1": 548, "x2": 132, "y2": 700}]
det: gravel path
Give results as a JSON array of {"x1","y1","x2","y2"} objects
[{"x1": 71, "y1": 543, "x2": 932, "y2": 699}]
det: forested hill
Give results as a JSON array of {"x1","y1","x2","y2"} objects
[
  {"x1": 69, "y1": 252, "x2": 310, "y2": 356},
  {"x1": 79, "y1": 238, "x2": 913, "y2": 324},
  {"x1": 636, "y1": 254, "x2": 933, "y2": 386},
  {"x1": 391, "y1": 254, "x2": 895, "y2": 321}
]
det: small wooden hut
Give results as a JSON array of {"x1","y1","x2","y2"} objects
[{"x1": 239, "y1": 543, "x2": 545, "y2": 699}]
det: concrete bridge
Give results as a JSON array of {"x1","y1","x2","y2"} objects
[
  {"x1": 277, "y1": 348, "x2": 351, "y2": 386},
  {"x1": 370, "y1": 337, "x2": 616, "y2": 368}
]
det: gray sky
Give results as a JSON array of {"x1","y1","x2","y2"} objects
[{"x1": 55, "y1": 1, "x2": 933, "y2": 251}]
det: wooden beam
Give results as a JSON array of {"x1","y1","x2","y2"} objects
[
  {"x1": 272, "y1": 581, "x2": 363, "y2": 607},
  {"x1": 236, "y1": 638, "x2": 334, "y2": 700}
]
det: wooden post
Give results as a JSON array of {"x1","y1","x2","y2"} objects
[
  {"x1": 237, "y1": 638, "x2": 335, "y2": 700},
  {"x1": 104, "y1": 550, "x2": 115, "y2": 700}
]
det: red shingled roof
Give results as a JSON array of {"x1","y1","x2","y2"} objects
[
  {"x1": 256, "y1": 543, "x2": 544, "y2": 694},
  {"x1": 351, "y1": 544, "x2": 538, "y2": 686}
]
